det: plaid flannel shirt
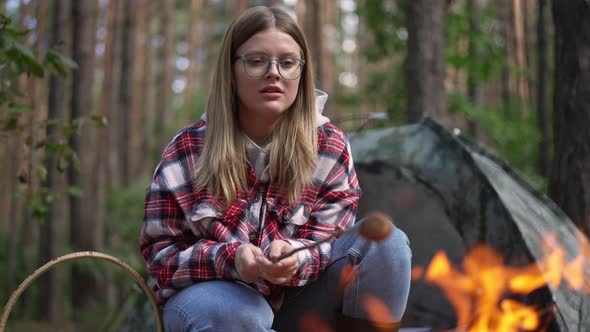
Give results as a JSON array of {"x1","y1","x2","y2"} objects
[{"x1": 140, "y1": 119, "x2": 361, "y2": 304}]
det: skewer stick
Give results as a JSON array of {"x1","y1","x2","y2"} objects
[{"x1": 270, "y1": 212, "x2": 393, "y2": 263}]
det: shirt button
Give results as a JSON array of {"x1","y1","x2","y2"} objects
[
  {"x1": 283, "y1": 211, "x2": 292, "y2": 221},
  {"x1": 254, "y1": 192, "x2": 261, "y2": 202},
  {"x1": 248, "y1": 231, "x2": 258, "y2": 241}
]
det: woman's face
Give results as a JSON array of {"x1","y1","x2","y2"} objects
[{"x1": 233, "y1": 27, "x2": 302, "y2": 125}]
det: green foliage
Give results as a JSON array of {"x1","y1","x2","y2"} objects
[
  {"x1": 358, "y1": 0, "x2": 406, "y2": 61},
  {"x1": 0, "y1": 13, "x2": 108, "y2": 222},
  {"x1": 448, "y1": 92, "x2": 545, "y2": 189},
  {"x1": 446, "y1": 3, "x2": 505, "y2": 84},
  {"x1": 358, "y1": 1, "x2": 545, "y2": 189},
  {"x1": 357, "y1": 0, "x2": 408, "y2": 125},
  {"x1": 105, "y1": 179, "x2": 150, "y2": 273}
]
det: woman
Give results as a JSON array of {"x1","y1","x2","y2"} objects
[{"x1": 140, "y1": 6, "x2": 411, "y2": 332}]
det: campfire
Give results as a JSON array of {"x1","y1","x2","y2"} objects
[{"x1": 412, "y1": 233, "x2": 590, "y2": 331}]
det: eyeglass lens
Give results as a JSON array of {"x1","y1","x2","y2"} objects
[{"x1": 243, "y1": 55, "x2": 302, "y2": 79}]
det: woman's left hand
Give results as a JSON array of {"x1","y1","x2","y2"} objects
[{"x1": 257, "y1": 240, "x2": 299, "y2": 285}]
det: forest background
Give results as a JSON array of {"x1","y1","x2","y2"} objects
[{"x1": 1, "y1": 0, "x2": 589, "y2": 330}]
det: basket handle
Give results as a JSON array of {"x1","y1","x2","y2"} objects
[{"x1": 0, "y1": 251, "x2": 163, "y2": 332}]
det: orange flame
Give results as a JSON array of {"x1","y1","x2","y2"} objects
[
  {"x1": 299, "y1": 312, "x2": 332, "y2": 332},
  {"x1": 416, "y1": 232, "x2": 590, "y2": 332},
  {"x1": 362, "y1": 295, "x2": 397, "y2": 332}
]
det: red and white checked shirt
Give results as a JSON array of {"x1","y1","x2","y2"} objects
[{"x1": 140, "y1": 107, "x2": 361, "y2": 304}]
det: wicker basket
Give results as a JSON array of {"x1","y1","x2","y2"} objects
[{"x1": 0, "y1": 251, "x2": 163, "y2": 332}]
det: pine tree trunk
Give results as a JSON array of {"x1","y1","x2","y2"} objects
[
  {"x1": 108, "y1": 0, "x2": 124, "y2": 187},
  {"x1": 155, "y1": 0, "x2": 175, "y2": 149},
  {"x1": 405, "y1": 0, "x2": 447, "y2": 123},
  {"x1": 70, "y1": 0, "x2": 99, "y2": 311},
  {"x1": 304, "y1": 0, "x2": 322, "y2": 87},
  {"x1": 118, "y1": 0, "x2": 137, "y2": 186},
  {"x1": 20, "y1": 0, "x2": 47, "y2": 317},
  {"x1": 549, "y1": 0, "x2": 590, "y2": 236},
  {"x1": 130, "y1": 0, "x2": 147, "y2": 178},
  {"x1": 537, "y1": 0, "x2": 551, "y2": 179},
  {"x1": 38, "y1": 0, "x2": 70, "y2": 322},
  {"x1": 183, "y1": 0, "x2": 203, "y2": 114},
  {"x1": 141, "y1": 2, "x2": 156, "y2": 173}
]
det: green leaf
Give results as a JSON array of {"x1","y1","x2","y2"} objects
[
  {"x1": 59, "y1": 125, "x2": 74, "y2": 138},
  {"x1": 8, "y1": 41, "x2": 44, "y2": 77},
  {"x1": 57, "y1": 157, "x2": 68, "y2": 173},
  {"x1": 44, "y1": 49, "x2": 77, "y2": 76},
  {"x1": 68, "y1": 186, "x2": 84, "y2": 197},
  {"x1": 35, "y1": 164, "x2": 48, "y2": 182},
  {"x1": 2, "y1": 115, "x2": 18, "y2": 129},
  {"x1": 91, "y1": 114, "x2": 108, "y2": 127}
]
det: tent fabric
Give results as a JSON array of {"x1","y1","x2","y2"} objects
[{"x1": 349, "y1": 118, "x2": 590, "y2": 331}]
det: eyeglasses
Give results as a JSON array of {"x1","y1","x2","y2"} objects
[{"x1": 236, "y1": 54, "x2": 305, "y2": 80}]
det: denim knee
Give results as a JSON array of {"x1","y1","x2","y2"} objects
[
  {"x1": 342, "y1": 227, "x2": 412, "y2": 322},
  {"x1": 162, "y1": 281, "x2": 274, "y2": 332}
]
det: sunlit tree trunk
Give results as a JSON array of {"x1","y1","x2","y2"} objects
[
  {"x1": 141, "y1": 2, "x2": 157, "y2": 172},
  {"x1": 38, "y1": 0, "x2": 70, "y2": 322},
  {"x1": 183, "y1": 0, "x2": 203, "y2": 115},
  {"x1": 97, "y1": 0, "x2": 120, "y2": 308},
  {"x1": 130, "y1": 0, "x2": 147, "y2": 177},
  {"x1": 405, "y1": 0, "x2": 447, "y2": 123},
  {"x1": 512, "y1": 0, "x2": 529, "y2": 102},
  {"x1": 155, "y1": 0, "x2": 175, "y2": 148},
  {"x1": 498, "y1": 0, "x2": 512, "y2": 110},
  {"x1": 70, "y1": 0, "x2": 99, "y2": 311},
  {"x1": 231, "y1": 0, "x2": 248, "y2": 18},
  {"x1": 537, "y1": 0, "x2": 551, "y2": 179},
  {"x1": 304, "y1": 0, "x2": 322, "y2": 86},
  {"x1": 549, "y1": 0, "x2": 590, "y2": 237},
  {"x1": 320, "y1": 0, "x2": 337, "y2": 114}
]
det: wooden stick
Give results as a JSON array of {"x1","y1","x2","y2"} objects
[{"x1": 0, "y1": 251, "x2": 163, "y2": 332}]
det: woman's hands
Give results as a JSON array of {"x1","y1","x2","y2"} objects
[
  {"x1": 235, "y1": 243, "x2": 264, "y2": 283},
  {"x1": 258, "y1": 240, "x2": 299, "y2": 285},
  {"x1": 235, "y1": 240, "x2": 299, "y2": 285}
]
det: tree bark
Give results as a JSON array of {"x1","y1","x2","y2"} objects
[
  {"x1": 182, "y1": 0, "x2": 203, "y2": 114},
  {"x1": 38, "y1": 0, "x2": 70, "y2": 322},
  {"x1": 155, "y1": 0, "x2": 175, "y2": 149},
  {"x1": 231, "y1": 0, "x2": 248, "y2": 18},
  {"x1": 118, "y1": 0, "x2": 137, "y2": 186},
  {"x1": 20, "y1": 0, "x2": 47, "y2": 317},
  {"x1": 515, "y1": 0, "x2": 530, "y2": 102},
  {"x1": 549, "y1": 0, "x2": 590, "y2": 236},
  {"x1": 130, "y1": 0, "x2": 147, "y2": 177},
  {"x1": 537, "y1": 0, "x2": 551, "y2": 179},
  {"x1": 141, "y1": 1, "x2": 156, "y2": 173},
  {"x1": 70, "y1": 0, "x2": 99, "y2": 310},
  {"x1": 108, "y1": 0, "x2": 124, "y2": 187},
  {"x1": 405, "y1": 0, "x2": 447, "y2": 123},
  {"x1": 304, "y1": 0, "x2": 322, "y2": 87}
]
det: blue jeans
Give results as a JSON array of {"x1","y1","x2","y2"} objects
[{"x1": 162, "y1": 224, "x2": 412, "y2": 332}]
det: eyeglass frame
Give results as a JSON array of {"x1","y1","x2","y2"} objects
[{"x1": 234, "y1": 53, "x2": 306, "y2": 80}]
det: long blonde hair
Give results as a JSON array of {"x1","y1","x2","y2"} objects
[{"x1": 195, "y1": 6, "x2": 318, "y2": 205}]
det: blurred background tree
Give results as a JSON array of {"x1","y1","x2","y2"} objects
[{"x1": 1, "y1": 0, "x2": 588, "y2": 330}]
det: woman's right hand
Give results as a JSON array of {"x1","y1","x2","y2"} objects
[{"x1": 235, "y1": 243, "x2": 264, "y2": 283}]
